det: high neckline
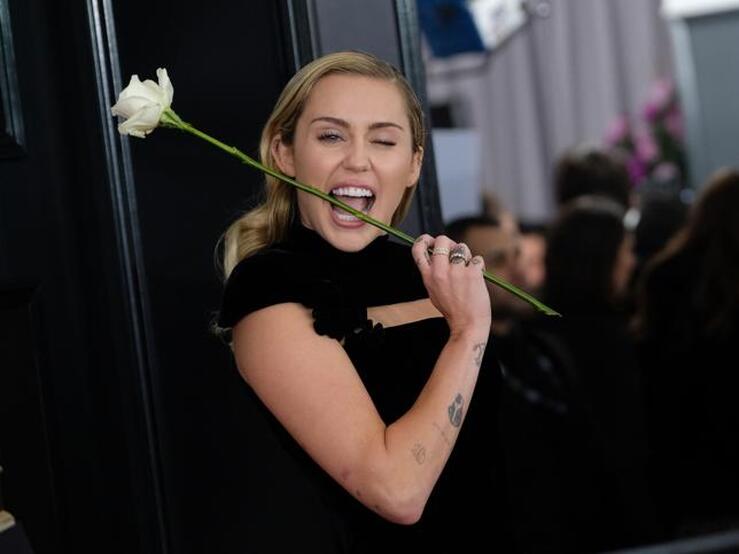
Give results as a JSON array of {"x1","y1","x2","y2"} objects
[
  {"x1": 285, "y1": 220, "x2": 391, "y2": 263},
  {"x1": 219, "y1": 216, "x2": 428, "y2": 330}
]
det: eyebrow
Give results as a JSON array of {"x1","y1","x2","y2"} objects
[{"x1": 309, "y1": 116, "x2": 404, "y2": 132}]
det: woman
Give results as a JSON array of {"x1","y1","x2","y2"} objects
[
  {"x1": 544, "y1": 195, "x2": 636, "y2": 314},
  {"x1": 634, "y1": 168, "x2": 739, "y2": 537},
  {"x1": 217, "y1": 51, "x2": 505, "y2": 552},
  {"x1": 511, "y1": 196, "x2": 655, "y2": 552}
]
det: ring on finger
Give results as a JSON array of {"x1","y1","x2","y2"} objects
[
  {"x1": 449, "y1": 252, "x2": 467, "y2": 264},
  {"x1": 432, "y1": 247, "x2": 451, "y2": 256},
  {"x1": 449, "y1": 244, "x2": 469, "y2": 265}
]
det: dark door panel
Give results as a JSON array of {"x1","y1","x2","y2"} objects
[{"x1": 0, "y1": 1, "x2": 438, "y2": 553}]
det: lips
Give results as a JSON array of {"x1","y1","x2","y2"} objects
[{"x1": 329, "y1": 185, "x2": 375, "y2": 221}]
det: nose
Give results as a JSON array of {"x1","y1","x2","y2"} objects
[{"x1": 342, "y1": 139, "x2": 370, "y2": 172}]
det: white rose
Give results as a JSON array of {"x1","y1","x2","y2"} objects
[{"x1": 110, "y1": 68, "x2": 173, "y2": 138}]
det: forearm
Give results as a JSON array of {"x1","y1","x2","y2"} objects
[
  {"x1": 362, "y1": 327, "x2": 489, "y2": 522},
  {"x1": 235, "y1": 302, "x2": 492, "y2": 525}
]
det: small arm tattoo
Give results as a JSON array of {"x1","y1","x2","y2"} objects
[
  {"x1": 473, "y1": 342, "x2": 486, "y2": 367},
  {"x1": 411, "y1": 442, "x2": 427, "y2": 465},
  {"x1": 448, "y1": 393, "x2": 464, "y2": 427}
]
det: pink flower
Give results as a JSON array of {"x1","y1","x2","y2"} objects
[
  {"x1": 664, "y1": 107, "x2": 684, "y2": 141},
  {"x1": 635, "y1": 129, "x2": 659, "y2": 163},
  {"x1": 603, "y1": 77, "x2": 685, "y2": 190},
  {"x1": 627, "y1": 156, "x2": 648, "y2": 186},
  {"x1": 605, "y1": 114, "x2": 631, "y2": 147},
  {"x1": 650, "y1": 78, "x2": 674, "y2": 108},
  {"x1": 642, "y1": 78, "x2": 674, "y2": 123},
  {"x1": 642, "y1": 101, "x2": 660, "y2": 123}
]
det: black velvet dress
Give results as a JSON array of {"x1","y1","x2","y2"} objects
[{"x1": 218, "y1": 223, "x2": 509, "y2": 553}]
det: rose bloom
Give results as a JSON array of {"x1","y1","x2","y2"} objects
[{"x1": 111, "y1": 68, "x2": 173, "y2": 138}]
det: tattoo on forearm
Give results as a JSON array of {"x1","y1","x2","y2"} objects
[
  {"x1": 411, "y1": 442, "x2": 427, "y2": 465},
  {"x1": 473, "y1": 342, "x2": 486, "y2": 367},
  {"x1": 433, "y1": 421, "x2": 452, "y2": 446},
  {"x1": 448, "y1": 393, "x2": 464, "y2": 427}
]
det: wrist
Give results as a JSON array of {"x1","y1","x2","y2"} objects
[{"x1": 448, "y1": 321, "x2": 490, "y2": 344}]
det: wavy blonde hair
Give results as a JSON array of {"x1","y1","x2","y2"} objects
[{"x1": 221, "y1": 51, "x2": 426, "y2": 278}]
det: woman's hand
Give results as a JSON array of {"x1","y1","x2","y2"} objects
[{"x1": 412, "y1": 234, "x2": 492, "y2": 338}]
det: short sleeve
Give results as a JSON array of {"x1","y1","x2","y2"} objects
[
  {"x1": 217, "y1": 250, "x2": 307, "y2": 329},
  {"x1": 217, "y1": 249, "x2": 374, "y2": 343},
  {"x1": 217, "y1": 239, "x2": 427, "y2": 344}
]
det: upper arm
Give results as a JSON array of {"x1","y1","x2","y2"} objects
[{"x1": 231, "y1": 302, "x2": 389, "y2": 498}]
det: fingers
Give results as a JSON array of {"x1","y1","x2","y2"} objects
[
  {"x1": 412, "y1": 234, "x2": 433, "y2": 269},
  {"x1": 413, "y1": 236, "x2": 491, "y2": 331},
  {"x1": 468, "y1": 254, "x2": 485, "y2": 270},
  {"x1": 449, "y1": 243, "x2": 471, "y2": 266},
  {"x1": 429, "y1": 235, "x2": 456, "y2": 270},
  {"x1": 413, "y1": 235, "x2": 479, "y2": 271}
]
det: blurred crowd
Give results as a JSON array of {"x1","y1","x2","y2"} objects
[{"x1": 446, "y1": 148, "x2": 739, "y2": 552}]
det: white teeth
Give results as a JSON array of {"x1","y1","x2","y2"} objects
[
  {"x1": 331, "y1": 186, "x2": 374, "y2": 197},
  {"x1": 335, "y1": 212, "x2": 360, "y2": 221}
]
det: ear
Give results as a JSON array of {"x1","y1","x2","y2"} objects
[
  {"x1": 407, "y1": 147, "x2": 424, "y2": 188},
  {"x1": 271, "y1": 135, "x2": 296, "y2": 177}
]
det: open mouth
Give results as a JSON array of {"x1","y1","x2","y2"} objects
[{"x1": 329, "y1": 186, "x2": 376, "y2": 222}]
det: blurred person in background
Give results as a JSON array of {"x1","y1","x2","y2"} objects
[
  {"x1": 632, "y1": 190, "x2": 688, "y2": 287},
  {"x1": 516, "y1": 221, "x2": 548, "y2": 296},
  {"x1": 526, "y1": 195, "x2": 657, "y2": 552},
  {"x1": 482, "y1": 189, "x2": 520, "y2": 237},
  {"x1": 554, "y1": 146, "x2": 634, "y2": 211},
  {"x1": 445, "y1": 214, "x2": 529, "y2": 335},
  {"x1": 633, "y1": 168, "x2": 739, "y2": 538}
]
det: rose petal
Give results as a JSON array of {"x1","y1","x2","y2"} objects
[
  {"x1": 111, "y1": 95, "x2": 157, "y2": 119},
  {"x1": 117, "y1": 75, "x2": 155, "y2": 101},
  {"x1": 117, "y1": 103, "x2": 163, "y2": 138},
  {"x1": 140, "y1": 79, "x2": 167, "y2": 104},
  {"x1": 156, "y1": 68, "x2": 174, "y2": 107}
]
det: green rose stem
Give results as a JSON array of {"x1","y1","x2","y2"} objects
[{"x1": 160, "y1": 108, "x2": 560, "y2": 317}]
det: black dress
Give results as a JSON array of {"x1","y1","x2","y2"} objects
[{"x1": 218, "y1": 223, "x2": 509, "y2": 553}]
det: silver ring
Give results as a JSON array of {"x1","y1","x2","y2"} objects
[
  {"x1": 449, "y1": 252, "x2": 467, "y2": 264},
  {"x1": 449, "y1": 244, "x2": 469, "y2": 265},
  {"x1": 432, "y1": 247, "x2": 450, "y2": 256}
]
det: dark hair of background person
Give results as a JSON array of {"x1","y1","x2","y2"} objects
[
  {"x1": 444, "y1": 214, "x2": 501, "y2": 243},
  {"x1": 518, "y1": 220, "x2": 548, "y2": 236},
  {"x1": 544, "y1": 195, "x2": 627, "y2": 312},
  {"x1": 634, "y1": 168, "x2": 739, "y2": 340},
  {"x1": 634, "y1": 192, "x2": 688, "y2": 265},
  {"x1": 554, "y1": 148, "x2": 632, "y2": 210},
  {"x1": 632, "y1": 191, "x2": 688, "y2": 290}
]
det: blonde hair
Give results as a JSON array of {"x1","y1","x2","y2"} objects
[{"x1": 221, "y1": 51, "x2": 426, "y2": 278}]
